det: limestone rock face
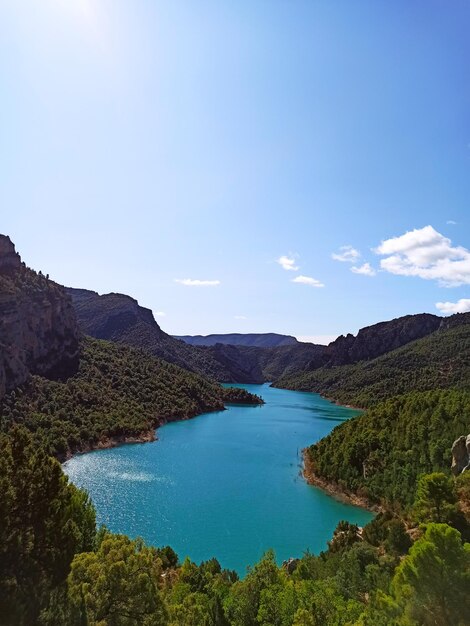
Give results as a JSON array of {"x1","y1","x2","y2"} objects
[
  {"x1": 66, "y1": 288, "x2": 162, "y2": 342},
  {"x1": 0, "y1": 235, "x2": 22, "y2": 273},
  {"x1": 451, "y1": 434, "x2": 470, "y2": 475},
  {"x1": 0, "y1": 235, "x2": 80, "y2": 399},
  {"x1": 66, "y1": 287, "x2": 267, "y2": 382},
  {"x1": 328, "y1": 314, "x2": 442, "y2": 366}
]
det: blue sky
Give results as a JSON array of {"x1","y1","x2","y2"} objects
[{"x1": 1, "y1": 1, "x2": 470, "y2": 342}]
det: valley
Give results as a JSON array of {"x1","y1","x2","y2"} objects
[{"x1": 1, "y1": 234, "x2": 469, "y2": 626}]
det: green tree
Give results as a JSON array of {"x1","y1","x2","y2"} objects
[
  {"x1": 256, "y1": 580, "x2": 297, "y2": 626},
  {"x1": 224, "y1": 550, "x2": 284, "y2": 626},
  {"x1": 413, "y1": 473, "x2": 458, "y2": 523},
  {"x1": 292, "y1": 609, "x2": 314, "y2": 626},
  {"x1": 68, "y1": 533, "x2": 168, "y2": 626},
  {"x1": 456, "y1": 470, "x2": 470, "y2": 510},
  {"x1": 0, "y1": 428, "x2": 96, "y2": 626},
  {"x1": 384, "y1": 519, "x2": 411, "y2": 555},
  {"x1": 391, "y1": 523, "x2": 470, "y2": 626}
]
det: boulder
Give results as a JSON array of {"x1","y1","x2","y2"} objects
[
  {"x1": 282, "y1": 558, "x2": 299, "y2": 574},
  {"x1": 451, "y1": 435, "x2": 470, "y2": 475}
]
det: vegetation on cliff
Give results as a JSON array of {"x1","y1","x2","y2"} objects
[
  {"x1": 1, "y1": 235, "x2": 469, "y2": 626},
  {"x1": 276, "y1": 317, "x2": 470, "y2": 407},
  {"x1": 66, "y1": 288, "x2": 262, "y2": 383},
  {"x1": 306, "y1": 389, "x2": 470, "y2": 509},
  {"x1": 0, "y1": 236, "x2": 79, "y2": 399},
  {"x1": 0, "y1": 337, "x2": 262, "y2": 459}
]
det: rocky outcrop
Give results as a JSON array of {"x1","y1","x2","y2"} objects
[
  {"x1": 327, "y1": 314, "x2": 442, "y2": 366},
  {"x1": 66, "y1": 288, "x2": 163, "y2": 342},
  {"x1": 282, "y1": 558, "x2": 299, "y2": 574},
  {"x1": 66, "y1": 288, "x2": 330, "y2": 383},
  {"x1": 0, "y1": 236, "x2": 22, "y2": 273},
  {"x1": 0, "y1": 235, "x2": 80, "y2": 399},
  {"x1": 66, "y1": 287, "x2": 261, "y2": 382},
  {"x1": 451, "y1": 434, "x2": 470, "y2": 475}
]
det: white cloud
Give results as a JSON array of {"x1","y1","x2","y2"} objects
[
  {"x1": 292, "y1": 275, "x2": 324, "y2": 288},
  {"x1": 332, "y1": 245, "x2": 361, "y2": 263},
  {"x1": 435, "y1": 298, "x2": 470, "y2": 314},
  {"x1": 351, "y1": 262, "x2": 376, "y2": 276},
  {"x1": 277, "y1": 255, "x2": 299, "y2": 271},
  {"x1": 234, "y1": 315, "x2": 247, "y2": 320},
  {"x1": 297, "y1": 334, "x2": 337, "y2": 345},
  {"x1": 154, "y1": 311, "x2": 166, "y2": 317},
  {"x1": 175, "y1": 278, "x2": 221, "y2": 287},
  {"x1": 447, "y1": 220, "x2": 457, "y2": 225},
  {"x1": 374, "y1": 225, "x2": 470, "y2": 287}
]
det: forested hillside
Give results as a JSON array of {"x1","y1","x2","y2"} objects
[
  {"x1": 306, "y1": 389, "x2": 470, "y2": 508},
  {"x1": 1, "y1": 235, "x2": 469, "y2": 626},
  {"x1": 276, "y1": 315, "x2": 470, "y2": 407},
  {"x1": 2, "y1": 426, "x2": 469, "y2": 626},
  {"x1": 66, "y1": 288, "x2": 327, "y2": 383},
  {"x1": 0, "y1": 337, "x2": 262, "y2": 459},
  {"x1": 67, "y1": 288, "x2": 247, "y2": 381},
  {"x1": 69, "y1": 287, "x2": 459, "y2": 390}
]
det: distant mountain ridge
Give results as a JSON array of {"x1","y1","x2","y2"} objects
[
  {"x1": 276, "y1": 312, "x2": 470, "y2": 406},
  {"x1": 175, "y1": 333, "x2": 298, "y2": 348},
  {"x1": 0, "y1": 236, "x2": 263, "y2": 460},
  {"x1": 66, "y1": 287, "x2": 464, "y2": 391},
  {"x1": 66, "y1": 288, "x2": 322, "y2": 382},
  {"x1": 325, "y1": 313, "x2": 442, "y2": 365},
  {"x1": 66, "y1": 287, "x2": 265, "y2": 382}
]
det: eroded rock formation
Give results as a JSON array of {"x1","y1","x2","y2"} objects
[
  {"x1": 0, "y1": 235, "x2": 80, "y2": 399},
  {"x1": 451, "y1": 434, "x2": 470, "y2": 475},
  {"x1": 327, "y1": 314, "x2": 442, "y2": 366}
]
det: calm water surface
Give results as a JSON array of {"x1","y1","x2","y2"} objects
[{"x1": 64, "y1": 384, "x2": 372, "y2": 575}]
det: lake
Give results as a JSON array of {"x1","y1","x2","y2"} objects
[{"x1": 63, "y1": 383, "x2": 373, "y2": 575}]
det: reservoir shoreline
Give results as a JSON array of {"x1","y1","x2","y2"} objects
[
  {"x1": 302, "y1": 449, "x2": 383, "y2": 513},
  {"x1": 60, "y1": 407, "x2": 227, "y2": 462},
  {"x1": 63, "y1": 383, "x2": 373, "y2": 575}
]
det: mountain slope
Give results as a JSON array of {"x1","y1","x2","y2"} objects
[
  {"x1": 0, "y1": 238, "x2": 263, "y2": 460},
  {"x1": 326, "y1": 313, "x2": 441, "y2": 365},
  {"x1": 67, "y1": 289, "x2": 449, "y2": 388},
  {"x1": 0, "y1": 235, "x2": 79, "y2": 399},
  {"x1": 306, "y1": 389, "x2": 470, "y2": 508},
  {"x1": 67, "y1": 288, "x2": 324, "y2": 383},
  {"x1": 276, "y1": 313, "x2": 470, "y2": 407},
  {"x1": 175, "y1": 333, "x2": 298, "y2": 348},
  {"x1": 0, "y1": 336, "x2": 262, "y2": 459},
  {"x1": 66, "y1": 287, "x2": 262, "y2": 382}
]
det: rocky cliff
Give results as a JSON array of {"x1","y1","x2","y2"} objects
[
  {"x1": 67, "y1": 288, "x2": 163, "y2": 342},
  {"x1": 452, "y1": 434, "x2": 470, "y2": 475},
  {"x1": 66, "y1": 288, "x2": 329, "y2": 383},
  {"x1": 327, "y1": 314, "x2": 442, "y2": 365},
  {"x1": 0, "y1": 236, "x2": 79, "y2": 399},
  {"x1": 66, "y1": 287, "x2": 262, "y2": 382}
]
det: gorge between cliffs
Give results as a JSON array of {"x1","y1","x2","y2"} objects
[{"x1": 64, "y1": 383, "x2": 373, "y2": 575}]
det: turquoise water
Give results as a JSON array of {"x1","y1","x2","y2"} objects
[{"x1": 64, "y1": 384, "x2": 372, "y2": 575}]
